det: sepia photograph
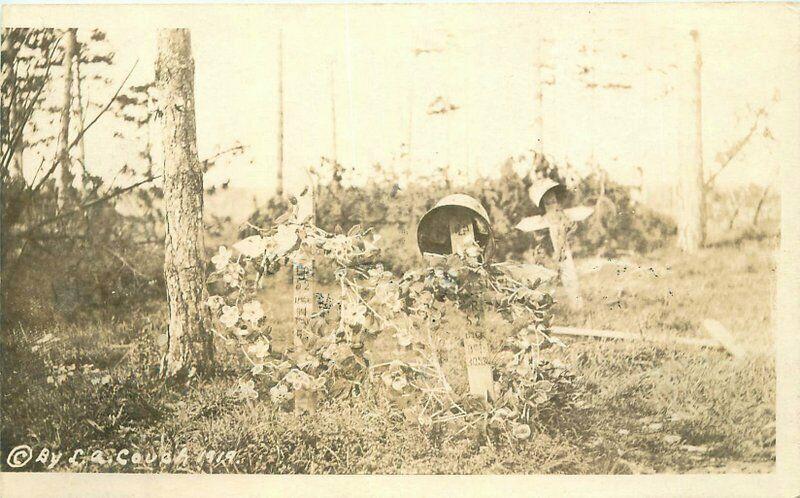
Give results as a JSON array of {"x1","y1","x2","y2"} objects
[{"x1": 0, "y1": 2, "x2": 798, "y2": 492}]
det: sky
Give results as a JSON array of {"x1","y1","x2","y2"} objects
[{"x1": 6, "y1": 4, "x2": 799, "y2": 197}]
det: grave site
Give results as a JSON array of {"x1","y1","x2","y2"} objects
[
  {"x1": 1, "y1": 172, "x2": 777, "y2": 474},
  {"x1": 0, "y1": 7, "x2": 785, "y2": 478}
]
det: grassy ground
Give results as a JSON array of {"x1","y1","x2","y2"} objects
[{"x1": 0, "y1": 237, "x2": 776, "y2": 474}]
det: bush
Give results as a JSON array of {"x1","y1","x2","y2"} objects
[
  {"x1": 246, "y1": 154, "x2": 676, "y2": 280},
  {"x1": 1, "y1": 185, "x2": 164, "y2": 328},
  {"x1": 568, "y1": 172, "x2": 677, "y2": 257}
]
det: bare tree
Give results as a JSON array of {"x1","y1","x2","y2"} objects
[
  {"x1": 676, "y1": 29, "x2": 706, "y2": 252},
  {"x1": 330, "y1": 61, "x2": 337, "y2": 165},
  {"x1": 3, "y1": 35, "x2": 25, "y2": 179},
  {"x1": 56, "y1": 28, "x2": 76, "y2": 211},
  {"x1": 74, "y1": 37, "x2": 88, "y2": 173},
  {"x1": 275, "y1": 31, "x2": 284, "y2": 198},
  {"x1": 156, "y1": 28, "x2": 213, "y2": 379},
  {"x1": 532, "y1": 37, "x2": 554, "y2": 155}
]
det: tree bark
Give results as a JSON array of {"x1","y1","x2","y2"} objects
[
  {"x1": 74, "y1": 38, "x2": 87, "y2": 176},
  {"x1": 4, "y1": 34, "x2": 25, "y2": 179},
  {"x1": 330, "y1": 62, "x2": 337, "y2": 165},
  {"x1": 156, "y1": 28, "x2": 213, "y2": 379},
  {"x1": 677, "y1": 30, "x2": 706, "y2": 252},
  {"x1": 56, "y1": 28, "x2": 76, "y2": 211},
  {"x1": 276, "y1": 31, "x2": 284, "y2": 198},
  {"x1": 533, "y1": 38, "x2": 544, "y2": 156}
]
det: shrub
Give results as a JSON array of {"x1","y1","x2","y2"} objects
[{"x1": 246, "y1": 154, "x2": 676, "y2": 277}]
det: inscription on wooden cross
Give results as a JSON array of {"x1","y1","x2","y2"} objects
[
  {"x1": 448, "y1": 211, "x2": 495, "y2": 401},
  {"x1": 293, "y1": 186, "x2": 316, "y2": 348}
]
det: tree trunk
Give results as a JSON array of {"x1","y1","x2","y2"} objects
[
  {"x1": 156, "y1": 28, "x2": 213, "y2": 379},
  {"x1": 275, "y1": 31, "x2": 284, "y2": 198},
  {"x1": 5, "y1": 36, "x2": 24, "y2": 179},
  {"x1": 533, "y1": 38, "x2": 544, "y2": 155},
  {"x1": 330, "y1": 62, "x2": 338, "y2": 166},
  {"x1": 56, "y1": 28, "x2": 76, "y2": 211},
  {"x1": 677, "y1": 30, "x2": 706, "y2": 252},
  {"x1": 406, "y1": 75, "x2": 414, "y2": 160},
  {"x1": 74, "y1": 38, "x2": 87, "y2": 176}
]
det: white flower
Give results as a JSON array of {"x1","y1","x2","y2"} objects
[
  {"x1": 465, "y1": 245, "x2": 482, "y2": 258},
  {"x1": 222, "y1": 264, "x2": 244, "y2": 288},
  {"x1": 341, "y1": 301, "x2": 367, "y2": 327},
  {"x1": 211, "y1": 246, "x2": 232, "y2": 270},
  {"x1": 237, "y1": 380, "x2": 258, "y2": 400},
  {"x1": 247, "y1": 338, "x2": 270, "y2": 359},
  {"x1": 294, "y1": 352, "x2": 319, "y2": 370},
  {"x1": 233, "y1": 327, "x2": 250, "y2": 338},
  {"x1": 284, "y1": 369, "x2": 313, "y2": 390},
  {"x1": 391, "y1": 375, "x2": 408, "y2": 391},
  {"x1": 395, "y1": 328, "x2": 413, "y2": 347},
  {"x1": 234, "y1": 235, "x2": 268, "y2": 258},
  {"x1": 269, "y1": 383, "x2": 292, "y2": 403},
  {"x1": 372, "y1": 282, "x2": 400, "y2": 312},
  {"x1": 206, "y1": 295, "x2": 225, "y2": 311},
  {"x1": 512, "y1": 423, "x2": 532, "y2": 440},
  {"x1": 223, "y1": 272, "x2": 239, "y2": 288},
  {"x1": 494, "y1": 407, "x2": 513, "y2": 419},
  {"x1": 241, "y1": 301, "x2": 265, "y2": 324},
  {"x1": 219, "y1": 305, "x2": 240, "y2": 328}
]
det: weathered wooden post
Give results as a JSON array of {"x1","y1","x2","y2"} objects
[
  {"x1": 292, "y1": 184, "x2": 317, "y2": 414},
  {"x1": 417, "y1": 194, "x2": 496, "y2": 400},
  {"x1": 292, "y1": 185, "x2": 316, "y2": 346},
  {"x1": 516, "y1": 179, "x2": 593, "y2": 310}
]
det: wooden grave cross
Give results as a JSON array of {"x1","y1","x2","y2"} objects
[
  {"x1": 292, "y1": 185, "x2": 316, "y2": 344},
  {"x1": 291, "y1": 185, "x2": 318, "y2": 414},
  {"x1": 516, "y1": 183, "x2": 593, "y2": 310},
  {"x1": 448, "y1": 210, "x2": 496, "y2": 401}
]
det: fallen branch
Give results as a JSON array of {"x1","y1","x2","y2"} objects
[
  {"x1": 700, "y1": 319, "x2": 747, "y2": 359},
  {"x1": 550, "y1": 320, "x2": 746, "y2": 358}
]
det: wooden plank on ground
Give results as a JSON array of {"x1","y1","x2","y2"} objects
[
  {"x1": 550, "y1": 325, "x2": 747, "y2": 356},
  {"x1": 700, "y1": 319, "x2": 746, "y2": 359}
]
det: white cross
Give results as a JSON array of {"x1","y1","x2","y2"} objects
[
  {"x1": 292, "y1": 185, "x2": 316, "y2": 349},
  {"x1": 516, "y1": 183, "x2": 593, "y2": 310}
]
